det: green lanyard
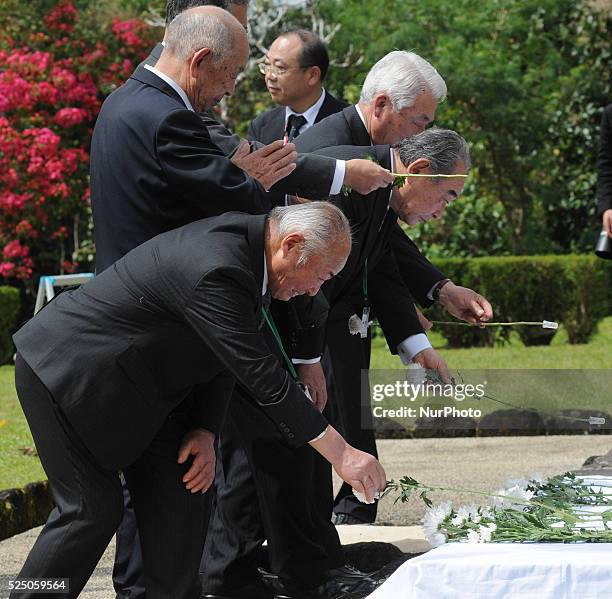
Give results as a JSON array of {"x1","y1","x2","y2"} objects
[
  {"x1": 262, "y1": 306, "x2": 300, "y2": 382},
  {"x1": 362, "y1": 257, "x2": 369, "y2": 306}
]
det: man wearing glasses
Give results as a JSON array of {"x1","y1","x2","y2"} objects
[{"x1": 249, "y1": 29, "x2": 348, "y2": 145}]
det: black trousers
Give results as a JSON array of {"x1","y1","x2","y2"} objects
[
  {"x1": 201, "y1": 386, "x2": 344, "y2": 591},
  {"x1": 324, "y1": 317, "x2": 378, "y2": 523},
  {"x1": 13, "y1": 354, "x2": 207, "y2": 599}
]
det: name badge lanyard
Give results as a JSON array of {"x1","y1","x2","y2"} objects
[
  {"x1": 262, "y1": 306, "x2": 312, "y2": 402},
  {"x1": 359, "y1": 258, "x2": 370, "y2": 339},
  {"x1": 360, "y1": 258, "x2": 371, "y2": 338}
]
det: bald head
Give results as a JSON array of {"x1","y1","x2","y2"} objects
[
  {"x1": 158, "y1": 5, "x2": 249, "y2": 112},
  {"x1": 164, "y1": 6, "x2": 247, "y2": 62}
]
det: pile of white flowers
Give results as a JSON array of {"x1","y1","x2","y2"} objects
[
  {"x1": 419, "y1": 473, "x2": 612, "y2": 546},
  {"x1": 384, "y1": 472, "x2": 612, "y2": 546}
]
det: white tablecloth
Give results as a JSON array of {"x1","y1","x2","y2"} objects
[{"x1": 368, "y1": 476, "x2": 612, "y2": 599}]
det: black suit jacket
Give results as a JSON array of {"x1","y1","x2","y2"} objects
[
  {"x1": 140, "y1": 44, "x2": 340, "y2": 201},
  {"x1": 247, "y1": 91, "x2": 348, "y2": 145},
  {"x1": 14, "y1": 213, "x2": 327, "y2": 471},
  {"x1": 597, "y1": 104, "x2": 612, "y2": 217},
  {"x1": 312, "y1": 145, "x2": 426, "y2": 348},
  {"x1": 90, "y1": 64, "x2": 269, "y2": 272},
  {"x1": 295, "y1": 105, "x2": 446, "y2": 307}
]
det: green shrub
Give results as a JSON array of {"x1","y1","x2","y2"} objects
[
  {"x1": 0, "y1": 287, "x2": 20, "y2": 364},
  {"x1": 429, "y1": 255, "x2": 610, "y2": 347}
]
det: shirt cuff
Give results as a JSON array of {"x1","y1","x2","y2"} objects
[
  {"x1": 329, "y1": 160, "x2": 346, "y2": 195},
  {"x1": 397, "y1": 334, "x2": 432, "y2": 365},
  {"x1": 292, "y1": 357, "x2": 322, "y2": 365},
  {"x1": 426, "y1": 282, "x2": 438, "y2": 301},
  {"x1": 310, "y1": 425, "x2": 329, "y2": 442}
]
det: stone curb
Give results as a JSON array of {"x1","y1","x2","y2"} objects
[
  {"x1": 375, "y1": 408, "x2": 612, "y2": 439},
  {"x1": 0, "y1": 481, "x2": 53, "y2": 541}
]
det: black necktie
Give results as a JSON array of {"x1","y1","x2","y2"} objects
[{"x1": 285, "y1": 114, "x2": 307, "y2": 142}]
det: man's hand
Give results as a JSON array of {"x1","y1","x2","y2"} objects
[
  {"x1": 177, "y1": 428, "x2": 216, "y2": 494},
  {"x1": 603, "y1": 209, "x2": 612, "y2": 237},
  {"x1": 309, "y1": 426, "x2": 387, "y2": 502},
  {"x1": 413, "y1": 348, "x2": 451, "y2": 384},
  {"x1": 231, "y1": 139, "x2": 297, "y2": 190},
  {"x1": 297, "y1": 362, "x2": 327, "y2": 412},
  {"x1": 344, "y1": 159, "x2": 394, "y2": 195},
  {"x1": 438, "y1": 282, "x2": 494, "y2": 325},
  {"x1": 415, "y1": 306, "x2": 433, "y2": 332}
]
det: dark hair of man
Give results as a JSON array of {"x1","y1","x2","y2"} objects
[
  {"x1": 281, "y1": 28, "x2": 330, "y2": 82},
  {"x1": 165, "y1": 0, "x2": 228, "y2": 25}
]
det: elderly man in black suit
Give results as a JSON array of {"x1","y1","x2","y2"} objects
[
  {"x1": 597, "y1": 103, "x2": 612, "y2": 238},
  {"x1": 11, "y1": 204, "x2": 387, "y2": 599},
  {"x1": 294, "y1": 51, "x2": 493, "y2": 524},
  {"x1": 248, "y1": 29, "x2": 348, "y2": 145}
]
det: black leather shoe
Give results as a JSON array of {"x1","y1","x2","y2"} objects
[
  {"x1": 333, "y1": 513, "x2": 369, "y2": 525},
  {"x1": 202, "y1": 580, "x2": 273, "y2": 599},
  {"x1": 259, "y1": 565, "x2": 377, "y2": 599}
]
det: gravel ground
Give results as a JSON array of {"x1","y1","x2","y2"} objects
[{"x1": 0, "y1": 435, "x2": 609, "y2": 598}]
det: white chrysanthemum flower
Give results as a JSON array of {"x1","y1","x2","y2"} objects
[
  {"x1": 492, "y1": 485, "x2": 534, "y2": 510},
  {"x1": 466, "y1": 529, "x2": 481, "y2": 543},
  {"x1": 422, "y1": 502, "x2": 453, "y2": 541},
  {"x1": 351, "y1": 489, "x2": 380, "y2": 504},
  {"x1": 405, "y1": 362, "x2": 427, "y2": 386},
  {"x1": 504, "y1": 477, "x2": 530, "y2": 491},
  {"x1": 451, "y1": 514, "x2": 464, "y2": 526},
  {"x1": 429, "y1": 531, "x2": 446, "y2": 547},
  {"x1": 530, "y1": 472, "x2": 543, "y2": 484},
  {"x1": 478, "y1": 523, "x2": 497, "y2": 542}
]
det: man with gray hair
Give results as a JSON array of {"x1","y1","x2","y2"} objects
[
  {"x1": 293, "y1": 51, "x2": 493, "y2": 524},
  {"x1": 10, "y1": 203, "x2": 389, "y2": 599}
]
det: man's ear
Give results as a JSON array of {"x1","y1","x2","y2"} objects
[
  {"x1": 306, "y1": 66, "x2": 322, "y2": 86},
  {"x1": 407, "y1": 158, "x2": 432, "y2": 174},
  {"x1": 280, "y1": 232, "x2": 306, "y2": 259},
  {"x1": 190, "y1": 47, "x2": 213, "y2": 78},
  {"x1": 373, "y1": 93, "x2": 391, "y2": 118}
]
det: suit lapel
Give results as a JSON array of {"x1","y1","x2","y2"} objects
[
  {"x1": 268, "y1": 107, "x2": 287, "y2": 143},
  {"x1": 343, "y1": 105, "x2": 373, "y2": 147},
  {"x1": 130, "y1": 64, "x2": 185, "y2": 107},
  {"x1": 315, "y1": 92, "x2": 344, "y2": 123}
]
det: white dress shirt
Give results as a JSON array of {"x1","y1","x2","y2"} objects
[
  {"x1": 144, "y1": 64, "x2": 194, "y2": 111},
  {"x1": 285, "y1": 89, "x2": 345, "y2": 196}
]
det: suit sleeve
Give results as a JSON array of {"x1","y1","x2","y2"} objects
[
  {"x1": 390, "y1": 224, "x2": 446, "y2": 308},
  {"x1": 597, "y1": 106, "x2": 612, "y2": 217},
  {"x1": 157, "y1": 108, "x2": 270, "y2": 215},
  {"x1": 199, "y1": 110, "x2": 243, "y2": 158},
  {"x1": 368, "y1": 244, "x2": 425, "y2": 352},
  {"x1": 184, "y1": 267, "x2": 328, "y2": 446},
  {"x1": 268, "y1": 153, "x2": 337, "y2": 200}
]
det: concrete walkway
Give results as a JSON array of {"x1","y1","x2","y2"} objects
[{"x1": 1, "y1": 435, "x2": 609, "y2": 598}]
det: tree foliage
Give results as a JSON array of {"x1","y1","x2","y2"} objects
[{"x1": 280, "y1": 0, "x2": 612, "y2": 256}]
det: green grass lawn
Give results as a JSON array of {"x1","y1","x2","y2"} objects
[
  {"x1": 0, "y1": 365, "x2": 45, "y2": 490},
  {"x1": 0, "y1": 317, "x2": 611, "y2": 491}
]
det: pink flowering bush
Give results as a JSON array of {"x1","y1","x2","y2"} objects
[{"x1": 0, "y1": 0, "x2": 155, "y2": 290}]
